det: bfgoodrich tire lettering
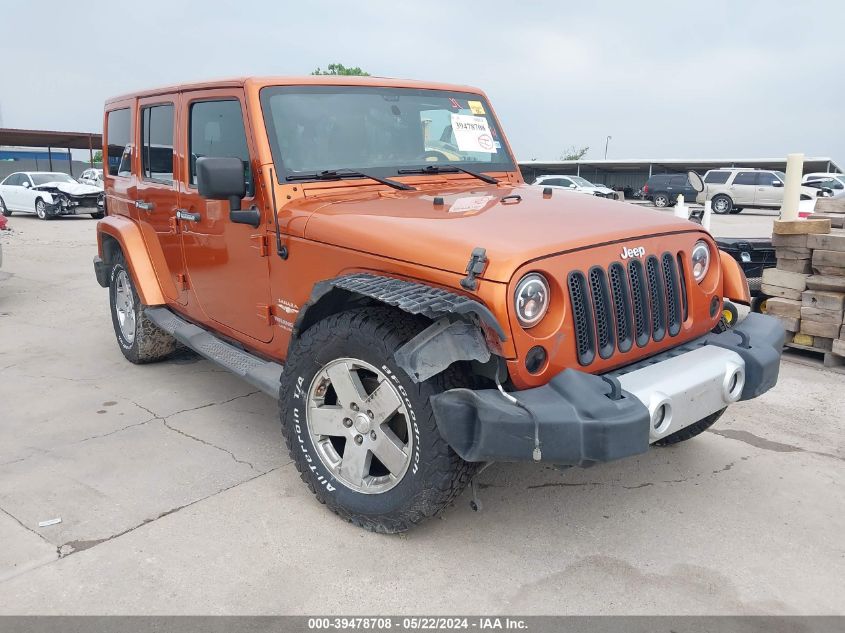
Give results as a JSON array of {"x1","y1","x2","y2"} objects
[
  {"x1": 108, "y1": 251, "x2": 178, "y2": 364},
  {"x1": 279, "y1": 308, "x2": 476, "y2": 533}
]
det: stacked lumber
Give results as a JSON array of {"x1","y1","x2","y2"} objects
[{"x1": 765, "y1": 217, "x2": 845, "y2": 367}]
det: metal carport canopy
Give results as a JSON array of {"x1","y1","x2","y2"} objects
[{"x1": 0, "y1": 127, "x2": 102, "y2": 150}]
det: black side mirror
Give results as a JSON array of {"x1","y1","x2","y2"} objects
[
  {"x1": 196, "y1": 156, "x2": 259, "y2": 227},
  {"x1": 772, "y1": 180, "x2": 784, "y2": 188}
]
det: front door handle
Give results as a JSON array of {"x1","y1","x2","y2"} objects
[
  {"x1": 175, "y1": 209, "x2": 201, "y2": 222},
  {"x1": 135, "y1": 200, "x2": 155, "y2": 211}
]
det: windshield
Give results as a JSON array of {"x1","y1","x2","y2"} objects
[
  {"x1": 31, "y1": 173, "x2": 75, "y2": 185},
  {"x1": 570, "y1": 176, "x2": 594, "y2": 187},
  {"x1": 773, "y1": 171, "x2": 786, "y2": 182},
  {"x1": 260, "y1": 86, "x2": 514, "y2": 181}
]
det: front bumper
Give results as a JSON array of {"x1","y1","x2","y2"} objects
[{"x1": 431, "y1": 313, "x2": 784, "y2": 465}]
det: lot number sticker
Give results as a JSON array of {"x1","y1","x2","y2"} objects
[{"x1": 451, "y1": 113, "x2": 496, "y2": 153}]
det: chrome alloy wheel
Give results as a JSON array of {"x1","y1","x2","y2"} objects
[
  {"x1": 36, "y1": 200, "x2": 47, "y2": 219},
  {"x1": 114, "y1": 270, "x2": 136, "y2": 344},
  {"x1": 306, "y1": 358, "x2": 413, "y2": 494}
]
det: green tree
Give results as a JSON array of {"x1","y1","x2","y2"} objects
[
  {"x1": 311, "y1": 63, "x2": 370, "y2": 76},
  {"x1": 560, "y1": 145, "x2": 589, "y2": 161},
  {"x1": 92, "y1": 150, "x2": 103, "y2": 163}
]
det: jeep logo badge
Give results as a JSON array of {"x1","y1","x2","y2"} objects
[{"x1": 621, "y1": 246, "x2": 646, "y2": 259}]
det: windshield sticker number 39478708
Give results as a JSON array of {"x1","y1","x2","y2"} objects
[{"x1": 450, "y1": 113, "x2": 496, "y2": 154}]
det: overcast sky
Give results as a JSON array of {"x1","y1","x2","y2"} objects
[{"x1": 1, "y1": 0, "x2": 842, "y2": 163}]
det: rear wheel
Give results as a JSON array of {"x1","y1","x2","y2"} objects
[
  {"x1": 653, "y1": 193, "x2": 670, "y2": 208},
  {"x1": 108, "y1": 251, "x2": 178, "y2": 364},
  {"x1": 711, "y1": 194, "x2": 733, "y2": 214},
  {"x1": 279, "y1": 308, "x2": 476, "y2": 533},
  {"x1": 751, "y1": 295, "x2": 769, "y2": 314}
]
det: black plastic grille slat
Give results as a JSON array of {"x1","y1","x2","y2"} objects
[
  {"x1": 646, "y1": 256, "x2": 666, "y2": 342},
  {"x1": 609, "y1": 263, "x2": 633, "y2": 353},
  {"x1": 677, "y1": 253, "x2": 689, "y2": 322},
  {"x1": 662, "y1": 253, "x2": 682, "y2": 336},
  {"x1": 628, "y1": 260, "x2": 651, "y2": 347},
  {"x1": 589, "y1": 267, "x2": 615, "y2": 359},
  {"x1": 568, "y1": 272, "x2": 596, "y2": 366}
]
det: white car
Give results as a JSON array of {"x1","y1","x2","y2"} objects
[
  {"x1": 803, "y1": 172, "x2": 845, "y2": 188},
  {"x1": 78, "y1": 168, "x2": 104, "y2": 189},
  {"x1": 532, "y1": 175, "x2": 619, "y2": 199},
  {"x1": 0, "y1": 171, "x2": 104, "y2": 220}
]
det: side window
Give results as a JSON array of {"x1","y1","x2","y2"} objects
[
  {"x1": 4, "y1": 174, "x2": 21, "y2": 186},
  {"x1": 189, "y1": 100, "x2": 252, "y2": 192},
  {"x1": 106, "y1": 108, "x2": 132, "y2": 177},
  {"x1": 141, "y1": 104, "x2": 175, "y2": 184},
  {"x1": 733, "y1": 171, "x2": 757, "y2": 185},
  {"x1": 669, "y1": 175, "x2": 687, "y2": 186},
  {"x1": 757, "y1": 172, "x2": 778, "y2": 186},
  {"x1": 540, "y1": 178, "x2": 562, "y2": 186},
  {"x1": 560, "y1": 178, "x2": 574, "y2": 187},
  {"x1": 704, "y1": 171, "x2": 730, "y2": 184}
]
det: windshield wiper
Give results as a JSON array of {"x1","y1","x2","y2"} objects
[
  {"x1": 286, "y1": 168, "x2": 415, "y2": 191},
  {"x1": 398, "y1": 164, "x2": 499, "y2": 185}
]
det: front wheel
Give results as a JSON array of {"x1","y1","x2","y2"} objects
[
  {"x1": 653, "y1": 409, "x2": 726, "y2": 446},
  {"x1": 279, "y1": 308, "x2": 475, "y2": 533},
  {"x1": 35, "y1": 199, "x2": 53, "y2": 220},
  {"x1": 0, "y1": 196, "x2": 10, "y2": 217}
]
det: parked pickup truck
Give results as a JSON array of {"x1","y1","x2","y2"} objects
[{"x1": 93, "y1": 76, "x2": 784, "y2": 532}]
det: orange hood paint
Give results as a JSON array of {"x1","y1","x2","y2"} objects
[{"x1": 299, "y1": 183, "x2": 703, "y2": 282}]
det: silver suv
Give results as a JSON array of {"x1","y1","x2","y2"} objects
[{"x1": 696, "y1": 168, "x2": 820, "y2": 214}]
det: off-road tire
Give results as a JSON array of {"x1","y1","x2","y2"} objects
[
  {"x1": 108, "y1": 251, "x2": 178, "y2": 364},
  {"x1": 711, "y1": 194, "x2": 733, "y2": 214},
  {"x1": 653, "y1": 408, "x2": 726, "y2": 446},
  {"x1": 279, "y1": 307, "x2": 476, "y2": 533},
  {"x1": 0, "y1": 196, "x2": 10, "y2": 217},
  {"x1": 653, "y1": 193, "x2": 670, "y2": 208}
]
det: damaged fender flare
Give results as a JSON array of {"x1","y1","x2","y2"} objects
[{"x1": 292, "y1": 273, "x2": 507, "y2": 380}]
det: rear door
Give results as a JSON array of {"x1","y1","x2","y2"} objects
[
  {"x1": 730, "y1": 171, "x2": 758, "y2": 205},
  {"x1": 136, "y1": 96, "x2": 187, "y2": 304},
  {"x1": 179, "y1": 89, "x2": 273, "y2": 343},
  {"x1": 0, "y1": 173, "x2": 24, "y2": 210}
]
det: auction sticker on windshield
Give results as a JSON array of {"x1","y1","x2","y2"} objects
[{"x1": 451, "y1": 113, "x2": 496, "y2": 153}]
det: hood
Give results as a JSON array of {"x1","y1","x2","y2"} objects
[
  {"x1": 34, "y1": 181, "x2": 102, "y2": 196},
  {"x1": 298, "y1": 183, "x2": 700, "y2": 282}
]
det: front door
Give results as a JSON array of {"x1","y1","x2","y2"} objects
[
  {"x1": 755, "y1": 171, "x2": 781, "y2": 206},
  {"x1": 135, "y1": 97, "x2": 187, "y2": 304},
  {"x1": 178, "y1": 90, "x2": 273, "y2": 343},
  {"x1": 729, "y1": 171, "x2": 758, "y2": 205}
]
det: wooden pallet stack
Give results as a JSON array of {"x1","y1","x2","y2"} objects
[{"x1": 762, "y1": 212, "x2": 845, "y2": 368}]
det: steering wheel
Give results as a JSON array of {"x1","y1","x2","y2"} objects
[{"x1": 416, "y1": 150, "x2": 451, "y2": 162}]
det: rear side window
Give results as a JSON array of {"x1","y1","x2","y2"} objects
[
  {"x1": 733, "y1": 171, "x2": 757, "y2": 185},
  {"x1": 704, "y1": 171, "x2": 730, "y2": 184},
  {"x1": 141, "y1": 104, "x2": 175, "y2": 184},
  {"x1": 189, "y1": 100, "x2": 252, "y2": 191},
  {"x1": 106, "y1": 108, "x2": 132, "y2": 177},
  {"x1": 669, "y1": 175, "x2": 687, "y2": 186}
]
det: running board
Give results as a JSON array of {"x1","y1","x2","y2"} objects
[{"x1": 145, "y1": 307, "x2": 283, "y2": 399}]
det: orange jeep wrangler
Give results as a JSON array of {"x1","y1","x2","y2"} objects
[{"x1": 94, "y1": 76, "x2": 784, "y2": 532}]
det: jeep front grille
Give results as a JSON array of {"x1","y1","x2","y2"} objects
[{"x1": 568, "y1": 252, "x2": 687, "y2": 366}]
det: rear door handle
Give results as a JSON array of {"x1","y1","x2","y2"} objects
[
  {"x1": 135, "y1": 200, "x2": 155, "y2": 211},
  {"x1": 175, "y1": 209, "x2": 201, "y2": 222}
]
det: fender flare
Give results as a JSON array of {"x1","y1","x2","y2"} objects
[
  {"x1": 96, "y1": 215, "x2": 174, "y2": 305},
  {"x1": 719, "y1": 249, "x2": 751, "y2": 305},
  {"x1": 292, "y1": 273, "x2": 507, "y2": 381}
]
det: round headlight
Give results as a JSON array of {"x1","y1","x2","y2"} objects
[
  {"x1": 514, "y1": 273, "x2": 550, "y2": 328},
  {"x1": 691, "y1": 240, "x2": 710, "y2": 283}
]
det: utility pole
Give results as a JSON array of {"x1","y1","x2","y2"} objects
[{"x1": 604, "y1": 135, "x2": 612, "y2": 160}]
